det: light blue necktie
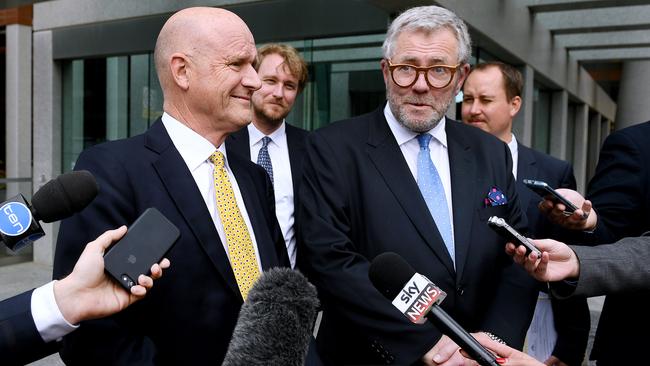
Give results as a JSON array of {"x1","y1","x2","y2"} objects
[
  {"x1": 417, "y1": 133, "x2": 455, "y2": 265},
  {"x1": 256, "y1": 136, "x2": 274, "y2": 185}
]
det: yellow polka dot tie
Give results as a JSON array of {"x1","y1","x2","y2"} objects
[{"x1": 210, "y1": 151, "x2": 260, "y2": 300}]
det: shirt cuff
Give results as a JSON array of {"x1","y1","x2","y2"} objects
[{"x1": 31, "y1": 280, "x2": 79, "y2": 343}]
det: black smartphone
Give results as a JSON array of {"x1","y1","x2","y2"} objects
[
  {"x1": 104, "y1": 208, "x2": 180, "y2": 290},
  {"x1": 522, "y1": 179, "x2": 580, "y2": 214},
  {"x1": 487, "y1": 216, "x2": 541, "y2": 256}
]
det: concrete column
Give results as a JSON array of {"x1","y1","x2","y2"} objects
[
  {"x1": 573, "y1": 104, "x2": 589, "y2": 194},
  {"x1": 587, "y1": 113, "x2": 602, "y2": 182},
  {"x1": 616, "y1": 60, "x2": 650, "y2": 129},
  {"x1": 550, "y1": 90, "x2": 568, "y2": 160},
  {"x1": 33, "y1": 30, "x2": 62, "y2": 265},
  {"x1": 6, "y1": 24, "x2": 32, "y2": 199},
  {"x1": 513, "y1": 64, "x2": 534, "y2": 147}
]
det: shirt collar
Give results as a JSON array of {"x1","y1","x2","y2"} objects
[
  {"x1": 248, "y1": 120, "x2": 286, "y2": 147},
  {"x1": 383, "y1": 103, "x2": 447, "y2": 148},
  {"x1": 161, "y1": 112, "x2": 226, "y2": 171},
  {"x1": 507, "y1": 133, "x2": 518, "y2": 156}
]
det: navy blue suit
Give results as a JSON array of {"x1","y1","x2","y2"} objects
[
  {"x1": 298, "y1": 107, "x2": 537, "y2": 365},
  {"x1": 53, "y1": 119, "x2": 289, "y2": 365},
  {"x1": 0, "y1": 290, "x2": 59, "y2": 366},
  {"x1": 516, "y1": 144, "x2": 590, "y2": 365}
]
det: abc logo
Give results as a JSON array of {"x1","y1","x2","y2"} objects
[{"x1": 0, "y1": 202, "x2": 32, "y2": 236}]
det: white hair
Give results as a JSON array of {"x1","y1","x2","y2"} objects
[{"x1": 382, "y1": 6, "x2": 472, "y2": 64}]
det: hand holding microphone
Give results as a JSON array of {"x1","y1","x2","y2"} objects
[{"x1": 369, "y1": 252, "x2": 501, "y2": 366}]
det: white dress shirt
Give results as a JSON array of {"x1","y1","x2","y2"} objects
[
  {"x1": 507, "y1": 133, "x2": 519, "y2": 179},
  {"x1": 32, "y1": 281, "x2": 77, "y2": 343},
  {"x1": 162, "y1": 113, "x2": 262, "y2": 270},
  {"x1": 248, "y1": 122, "x2": 296, "y2": 268},
  {"x1": 383, "y1": 104, "x2": 455, "y2": 244}
]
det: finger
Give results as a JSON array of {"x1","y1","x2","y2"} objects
[
  {"x1": 432, "y1": 341, "x2": 459, "y2": 364},
  {"x1": 159, "y1": 258, "x2": 171, "y2": 269},
  {"x1": 534, "y1": 252, "x2": 549, "y2": 279},
  {"x1": 505, "y1": 243, "x2": 517, "y2": 256},
  {"x1": 543, "y1": 355, "x2": 558, "y2": 365},
  {"x1": 137, "y1": 274, "x2": 154, "y2": 289},
  {"x1": 130, "y1": 285, "x2": 147, "y2": 297},
  {"x1": 88, "y1": 226, "x2": 128, "y2": 252},
  {"x1": 150, "y1": 263, "x2": 163, "y2": 279}
]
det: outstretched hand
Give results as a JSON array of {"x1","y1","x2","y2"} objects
[
  {"x1": 505, "y1": 239, "x2": 579, "y2": 282},
  {"x1": 54, "y1": 226, "x2": 171, "y2": 324},
  {"x1": 537, "y1": 188, "x2": 597, "y2": 231}
]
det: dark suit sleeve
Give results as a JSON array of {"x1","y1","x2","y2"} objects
[
  {"x1": 0, "y1": 290, "x2": 60, "y2": 366},
  {"x1": 478, "y1": 143, "x2": 538, "y2": 349},
  {"x1": 588, "y1": 131, "x2": 649, "y2": 243},
  {"x1": 297, "y1": 132, "x2": 437, "y2": 365},
  {"x1": 53, "y1": 146, "x2": 156, "y2": 365}
]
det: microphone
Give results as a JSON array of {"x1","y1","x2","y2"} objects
[
  {"x1": 222, "y1": 267, "x2": 319, "y2": 366},
  {"x1": 369, "y1": 252, "x2": 500, "y2": 366},
  {"x1": 0, "y1": 170, "x2": 98, "y2": 251}
]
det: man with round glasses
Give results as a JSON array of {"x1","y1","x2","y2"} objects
[{"x1": 298, "y1": 5, "x2": 537, "y2": 366}]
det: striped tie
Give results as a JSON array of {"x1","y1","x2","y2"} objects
[{"x1": 210, "y1": 151, "x2": 261, "y2": 299}]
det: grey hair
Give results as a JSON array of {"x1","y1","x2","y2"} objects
[{"x1": 382, "y1": 6, "x2": 472, "y2": 64}]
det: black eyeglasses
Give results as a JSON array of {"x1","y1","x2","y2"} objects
[{"x1": 387, "y1": 60, "x2": 461, "y2": 89}]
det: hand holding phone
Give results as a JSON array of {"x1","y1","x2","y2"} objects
[
  {"x1": 487, "y1": 216, "x2": 541, "y2": 257},
  {"x1": 104, "y1": 208, "x2": 180, "y2": 290},
  {"x1": 522, "y1": 179, "x2": 582, "y2": 217}
]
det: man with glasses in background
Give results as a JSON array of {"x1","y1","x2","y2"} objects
[{"x1": 298, "y1": 5, "x2": 537, "y2": 365}]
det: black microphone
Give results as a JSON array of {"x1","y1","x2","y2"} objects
[
  {"x1": 222, "y1": 267, "x2": 319, "y2": 366},
  {"x1": 369, "y1": 252, "x2": 500, "y2": 366},
  {"x1": 0, "y1": 170, "x2": 98, "y2": 251}
]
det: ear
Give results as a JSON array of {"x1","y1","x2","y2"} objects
[
  {"x1": 510, "y1": 96, "x2": 522, "y2": 117},
  {"x1": 169, "y1": 53, "x2": 191, "y2": 91},
  {"x1": 453, "y1": 63, "x2": 471, "y2": 95},
  {"x1": 380, "y1": 59, "x2": 390, "y2": 86}
]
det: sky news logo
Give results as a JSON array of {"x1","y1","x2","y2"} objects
[{"x1": 392, "y1": 273, "x2": 446, "y2": 324}]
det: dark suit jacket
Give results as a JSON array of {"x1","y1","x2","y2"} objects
[
  {"x1": 0, "y1": 290, "x2": 59, "y2": 366},
  {"x1": 53, "y1": 119, "x2": 289, "y2": 365},
  {"x1": 226, "y1": 123, "x2": 308, "y2": 211},
  {"x1": 583, "y1": 121, "x2": 650, "y2": 365},
  {"x1": 552, "y1": 236, "x2": 650, "y2": 298},
  {"x1": 297, "y1": 107, "x2": 538, "y2": 365},
  {"x1": 516, "y1": 144, "x2": 589, "y2": 366}
]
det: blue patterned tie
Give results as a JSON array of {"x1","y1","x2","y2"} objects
[
  {"x1": 417, "y1": 134, "x2": 455, "y2": 266},
  {"x1": 256, "y1": 136, "x2": 274, "y2": 185}
]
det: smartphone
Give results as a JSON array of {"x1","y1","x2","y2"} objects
[
  {"x1": 487, "y1": 216, "x2": 541, "y2": 256},
  {"x1": 522, "y1": 179, "x2": 580, "y2": 215},
  {"x1": 104, "y1": 208, "x2": 180, "y2": 290}
]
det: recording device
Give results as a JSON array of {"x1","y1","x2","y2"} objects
[
  {"x1": 522, "y1": 179, "x2": 581, "y2": 216},
  {"x1": 103, "y1": 208, "x2": 180, "y2": 290},
  {"x1": 369, "y1": 252, "x2": 500, "y2": 366},
  {"x1": 487, "y1": 216, "x2": 541, "y2": 256},
  {"x1": 0, "y1": 170, "x2": 98, "y2": 252},
  {"x1": 222, "y1": 268, "x2": 319, "y2": 366}
]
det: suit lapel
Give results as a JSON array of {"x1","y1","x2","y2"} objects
[
  {"x1": 145, "y1": 121, "x2": 241, "y2": 299},
  {"x1": 226, "y1": 127, "x2": 252, "y2": 160},
  {"x1": 445, "y1": 120, "x2": 476, "y2": 281},
  {"x1": 366, "y1": 109, "x2": 456, "y2": 277},
  {"x1": 516, "y1": 143, "x2": 537, "y2": 210},
  {"x1": 286, "y1": 124, "x2": 307, "y2": 202}
]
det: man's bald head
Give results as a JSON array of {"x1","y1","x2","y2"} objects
[{"x1": 154, "y1": 7, "x2": 251, "y2": 91}]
